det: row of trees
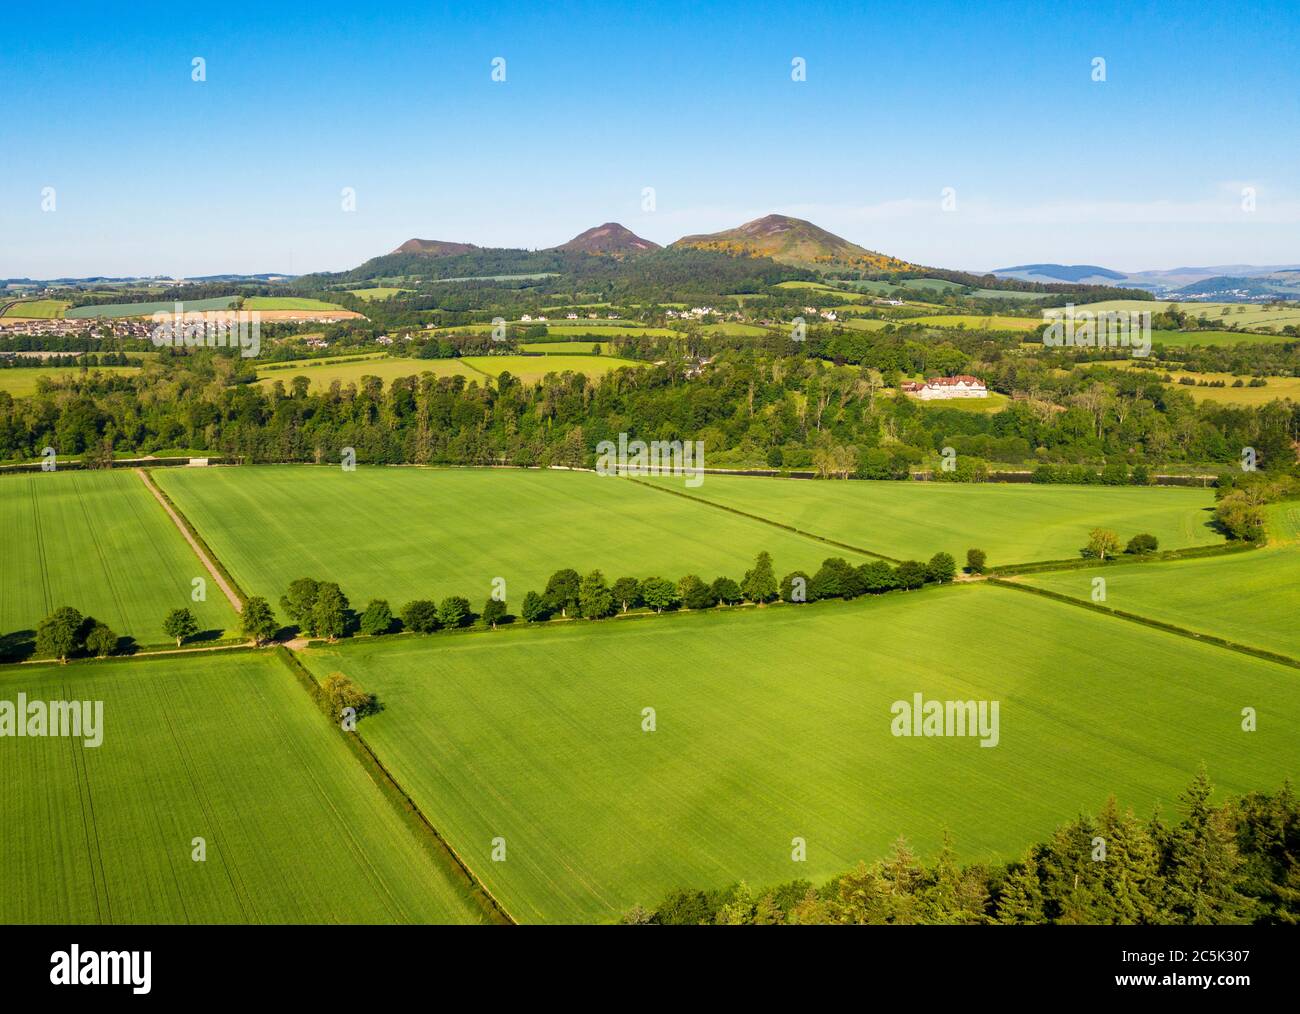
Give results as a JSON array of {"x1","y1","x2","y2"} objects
[{"x1": 627, "y1": 772, "x2": 1300, "y2": 925}]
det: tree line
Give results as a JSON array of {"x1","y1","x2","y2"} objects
[{"x1": 626, "y1": 771, "x2": 1300, "y2": 925}]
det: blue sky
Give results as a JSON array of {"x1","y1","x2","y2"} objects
[{"x1": 2, "y1": 0, "x2": 1297, "y2": 277}]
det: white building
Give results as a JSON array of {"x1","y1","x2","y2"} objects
[{"x1": 901, "y1": 375, "x2": 988, "y2": 400}]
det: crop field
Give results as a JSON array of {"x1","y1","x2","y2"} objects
[
  {"x1": 0, "y1": 365, "x2": 140, "y2": 397},
  {"x1": 1049, "y1": 300, "x2": 1300, "y2": 332},
  {"x1": 1112, "y1": 363, "x2": 1300, "y2": 406},
  {"x1": 242, "y1": 296, "x2": 346, "y2": 311},
  {"x1": 65, "y1": 297, "x2": 238, "y2": 319},
  {"x1": 1, "y1": 299, "x2": 69, "y2": 318},
  {"x1": 1015, "y1": 542, "x2": 1300, "y2": 660},
  {"x1": 0, "y1": 470, "x2": 235, "y2": 653},
  {"x1": 152, "y1": 466, "x2": 860, "y2": 609},
  {"x1": 347, "y1": 287, "x2": 411, "y2": 300},
  {"x1": 637, "y1": 474, "x2": 1221, "y2": 565},
  {"x1": 543, "y1": 325, "x2": 681, "y2": 337},
  {"x1": 255, "y1": 356, "x2": 476, "y2": 392},
  {"x1": 911, "y1": 314, "x2": 1043, "y2": 332},
  {"x1": 298, "y1": 584, "x2": 1300, "y2": 922},
  {"x1": 0, "y1": 652, "x2": 489, "y2": 923},
  {"x1": 1151, "y1": 329, "x2": 1296, "y2": 348},
  {"x1": 701, "y1": 322, "x2": 773, "y2": 337},
  {"x1": 518, "y1": 341, "x2": 612, "y2": 354},
  {"x1": 460, "y1": 354, "x2": 645, "y2": 383}
]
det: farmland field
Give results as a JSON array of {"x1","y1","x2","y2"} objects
[
  {"x1": 543, "y1": 325, "x2": 681, "y2": 337},
  {"x1": 347, "y1": 287, "x2": 411, "y2": 300},
  {"x1": 0, "y1": 470, "x2": 235, "y2": 652},
  {"x1": 1014, "y1": 543, "x2": 1300, "y2": 660},
  {"x1": 0, "y1": 365, "x2": 140, "y2": 397},
  {"x1": 1113, "y1": 363, "x2": 1300, "y2": 406},
  {"x1": 518, "y1": 341, "x2": 612, "y2": 354},
  {"x1": 637, "y1": 473, "x2": 1221, "y2": 564},
  {"x1": 299, "y1": 584, "x2": 1300, "y2": 922},
  {"x1": 65, "y1": 297, "x2": 239, "y2": 319},
  {"x1": 1049, "y1": 300, "x2": 1300, "y2": 332},
  {"x1": 152, "y1": 466, "x2": 863, "y2": 609},
  {"x1": 1, "y1": 299, "x2": 69, "y2": 318},
  {"x1": 242, "y1": 296, "x2": 346, "y2": 311},
  {"x1": 0, "y1": 651, "x2": 490, "y2": 923},
  {"x1": 255, "y1": 356, "x2": 475, "y2": 392},
  {"x1": 700, "y1": 322, "x2": 772, "y2": 337},
  {"x1": 911, "y1": 314, "x2": 1043, "y2": 332},
  {"x1": 460, "y1": 354, "x2": 645, "y2": 383},
  {"x1": 912, "y1": 390, "x2": 1010, "y2": 413}
]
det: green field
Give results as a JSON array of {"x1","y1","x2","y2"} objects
[
  {"x1": 256, "y1": 356, "x2": 475, "y2": 392},
  {"x1": 700, "y1": 322, "x2": 772, "y2": 337},
  {"x1": 1015, "y1": 543, "x2": 1300, "y2": 660},
  {"x1": 518, "y1": 341, "x2": 612, "y2": 355},
  {"x1": 1151, "y1": 329, "x2": 1296, "y2": 348},
  {"x1": 912, "y1": 390, "x2": 1010, "y2": 413},
  {"x1": 638, "y1": 474, "x2": 1222, "y2": 565},
  {"x1": 0, "y1": 366, "x2": 140, "y2": 397},
  {"x1": 460, "y1": 354, "x2": 645, "y2": 383},
  {"x1": 1048, "y1": 300, "x2": 1300, "y2": 333},
  {"x1": 543, "y1": 325, "x2": 681, "y2": 338},
  {"x1": 243, "y1": 296, "x2": 346, "y2": 311},
  {"x1": 0, "y1": 651, "x2": 489, "y2": 923},
  {"x1": 2, "y1": 299, "x2": 70, "y2": 318},
  {"x1": 0, "y1": 470, "x2": 235, "y2": 652},
  {"x1": 911, "y1": 314, "x2": 1044, "y2": 332},
  {"x1": 65, "y1": 297, "x2": 238, "y2": 319},
  {"x1": 299, "y1": 584, "x2": 1300, "y2": 922},
  {"x1": 347, "y1": 287, "x2": 411, "y2": 301},
  {"x1": 152, "y1": 466, "x2": 864, "y2": 610}
]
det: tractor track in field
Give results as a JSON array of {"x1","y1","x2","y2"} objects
[{"x1": 135, "y1": 468, "x2": 243, "y2": 615}]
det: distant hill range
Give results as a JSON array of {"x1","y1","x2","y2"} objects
[
  {"x1": 673, "y1": 214, "x2": 913, "y2": 271},
  {"x1": 994, "y1": 262, "x2": 1300, "y2": 298},
  {"x1": 553, "y1": 223, "x2": 659, "y2": 255}
]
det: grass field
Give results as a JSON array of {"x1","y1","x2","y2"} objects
[
  {"x1": 0, "y1": 651, "x2": 489, "y2": 923},
  {"x1": 1014, "y1": 544, "x2": 1300, "y2": 660},
  {"x1": 347, "y1": 287, "x2": 411, "y2": 301},
  {"x1": 544, "y1": 325, "x2": 682, "y2": 338},
  {"x1": 700, "y1": 322, "x2": 772, "y2": 337},
  {"x1": 637, "y1": 474, "x2": 1222, "y2": 565},
  {"x1": 243, "y1": 296, "x2": 346, "y2": 311},
  {"x1": 1151, "y1": 329, "x2": 1297, "y2": 348},
  {"x1": 0, "y1": 366, "x2": 140, "y2": 397},
  {"x1": 1114, "y1": 363, "x2": 1300, "y2": 406},
  {"x1": 65, "y1": 297, "x2": 238, "y2": 319},
  {"x1": 911, "y1": 314, "x2": 1043, "y2": 332},
  {"x1": 1049, "y1": 300, "x2": 1300, "y2": 333},
  {"x1": 299, "y1": 584, "x2": 1300, "y2": 922},
  {"x1": 256, "y1": 357, "x2": 476, "y2": 392},
  {"x1": 518, "y1": 341, "x2": 613, "y2": 354},
  {"x1": 460, "y1": 354, "x2": 645, "y2": 383},
  {"x1": 152, "y1": 466, "x2": 864, "y2": 610},
  {"x1": 912, "y1": 390, "x2": 1010, "y2": 413},
  {"x1": 2, "y1": 299, "x2": 69, "y2": 318},
  {"x1": 0, "y1": 470, "x2": 235, "y2": 652}
]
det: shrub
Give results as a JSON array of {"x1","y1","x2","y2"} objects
[
  {"x1": 965, "y1": 548, "x2": 986, "y2": 574},
  {"x1": 1126, "y1": 533, "x2": 1160, "y2": 555}
]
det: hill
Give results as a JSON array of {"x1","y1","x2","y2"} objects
[
  {"x1": 672, "y1": 214, "x2": 913, "y2": 271},
  {"x1": 993, "y1": 263, "x2": 1127, "y2": 284},
  {"x1": 391, "y1": 238, "x2": 481, "y2": 256},
  {"x1": 554, "y1": 222, "x2": 660, "y2": 255}
]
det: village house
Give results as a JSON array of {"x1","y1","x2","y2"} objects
[{"x1": 901, "y1": 375, "x2": 988, "y2": 400}]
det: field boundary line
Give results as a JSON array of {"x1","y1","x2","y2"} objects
[
  {"x1": 274, "y1": 648, "x2": 515, "y2": 926},
  {"x1": 990, "y1": 540, "x2": 1257, "y2": 577},
  {"x1": 135, "y1": 468, "x2": 244, "y2": 613},
  {"x1": 986, "y1": 578, "x2": 1300, "y2": 671},
  {"x1": 623, "y1": 476, "x2": 902, "y2": 562}
]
